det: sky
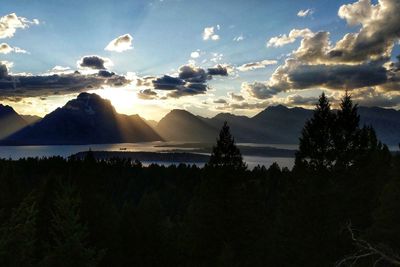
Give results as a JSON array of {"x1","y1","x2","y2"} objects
[{"x1": 0, "y1": 0, "x2": 399, "y2": 120}]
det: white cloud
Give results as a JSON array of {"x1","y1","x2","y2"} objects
[
  {"x1": 233, "y1": 35, "x2": 244, "y2": 42},
  {"x1": 105, "y1": 34, "x2": 133, "y2": 52},
  {"x1": 210, "y1": 53, "x2": 223, "y2": 63},
  {"x1": 0, "y1": 13, "x2": 39, "y2": 39},
  {"x1": 237, "y1": 60, "x2": 278, "y2": 72},
  {"x1": 267, "y1": 28, "x2": 314, "y2": 47},
  {"x1": 44, "y1": 66, "x2": 73, "y2": 75},
  {"x1": 190, "y1": 51, "x2": 200, "y2": 58},
  {"x1": 211, "y1": 34, "x2": 220, "y2": 41},
  {"x1": 297, "y1": 8, "x2": 314, "y2": 17},
  {"x1": 203, "y1": 26, "x2": 220, "y2": 41},
  {"x1": 0, "y1": 43, "x2": 27, "y2": 54},
  {"x1": 269, "y1": 0, "x2": 400, "y2": 64}
]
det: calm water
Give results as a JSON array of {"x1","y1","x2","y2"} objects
[
  {"x1": 0, "y1": 142, "x2": 397, "y2": 169},
  {"x1": 0, "y1": 142, "x2": 296, "y2": 169}
]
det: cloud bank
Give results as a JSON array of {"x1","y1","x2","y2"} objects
[
  {"x1": 0, "y1": 63, "x2": 128, "y2": 101},
  {"x1": 136, "y1": 64, "x2": 230, "y2": 99}
]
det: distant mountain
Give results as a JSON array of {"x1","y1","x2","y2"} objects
[
  {"x1": 359, "y1": 107, "x2": 400, "y2": 146},
  {"x1": 158, "y1": 106, "x2": 312, "y2": 143},
  {"x1": 201, "y1": 113, "x2": 258, "y2": 142},
  {"x1": 156, "y1": 109, "x2": 218, "y2": 142},
  {"x1": 0, "y1": 104, "x2": 28, "y2": 139},
  {"x1": 250, "y1": 105, "x2": 312, "y2": 143},
  {"x1": 1, "y1": 96, "x2": 399, "y2": 146},
  {"x1": 20, "y1": 115, "x2": 41, "y2": 125},
  {"x1": 4, "y1": 93, "x2": 162, "y2": 145},
  {"x1": 157, "y1": 105, "x2": 400, "y2": 146}
]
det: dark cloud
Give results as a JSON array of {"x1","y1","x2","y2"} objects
[
  {"x1": 167, "y1": 83, "x2": 208, "y2": 98},
  {"x1": 79, "y1": 55, "x2": 110, "y2": 70},
  {"x1": 98, "y1": 70, "x2": 115, "y2": 78},
  {"x1": 213, "y1": 98, "x2": 227, "y2": 104},
  {"x1": 242, "y1": 82, "x2": 279, "y2": 99},
  {"x1": 207, "y1": 65, "x2": 228, "y2": 76},
  {"x1": 137, "y1": 89, "x2": 158, "y2": 100},
  {"x1": 351, "y1": 87, "x2": 400, "y2": 108},
  {"x1": 136, "y1": 76, "x2": 156, "y2": 87},
  {"x1": 152, "y1": 75, "x2": 185, "y2": 90},
  {"x1": 286, "y1": 94, "x2": 319, "y2": 106},
  {"x1": 147, "y1": 64, "x2": 229, "y2": 98},
  {"x1": 178, "y1": 65, "x2": 209, "y2": 83},
  {"x1": 0, "y1": 71, "x2": 129, "y2": 100},
  {"x1": 287, "y1": 62, "x2": 387, "y2": 90},
  {"x1": 229, "y1": 92, "x2": 245, "y2": 101},
  {"x1": 255, "y1": 59, "x2": 391, "y2": 99}
]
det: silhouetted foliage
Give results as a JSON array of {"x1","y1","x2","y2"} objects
[
  {"x1": 208, "y1": 121, "x2": 246, "y2": 170},
  {"x1": 41, "y1": 181, "x2": 103, "y2": 267},
  {"x1": 0, "y1": 192, "x2": 37, "y2": 267},
  {"x1": 334, "y1": 91, "x2": 360, "y2": 169},
  {"x1": 296, "y1": 93, "x2": 335, "y2": 170},
  {"x1": 0, "y1": 97, "x2": 398, "y2": 266}
]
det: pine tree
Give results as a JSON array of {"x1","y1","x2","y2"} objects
[
  {"x1": 334, "y1": 91, "x2": 360, "y2": 169},
  {"x1": 296, "y1": 93, "x2": 336, "y2": 171},
  {"x1": 0, "y1": 192, "x2": 38, "y2": 267},
  {"x1": 42, "y1": 182, "x2": 103, "y2": 267},
  {"x1": 208, "y1": 122, "x2": 246, "y2": 170}
]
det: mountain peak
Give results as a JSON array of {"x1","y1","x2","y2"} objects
[
  {"x1": 0, "y1": 104, "x2": 17, "y2": 115},
  {"x1": 64, "y1": 92, "x2": 115, "y2": 115},
  {"x1": 266, "y1": 104, "x2": 289, "y2": 111},
  {"x1": 0, "y1": 104, "x2": 28, "y2": 139},
  {"x1": 163, "y1": 109, "x2": 197, "y2": 119},
  {"x1": 77, "y1": 92, "x2": 101, "y2": 100},
  {"x1": 157, "y1": 109, "x2": 217, "y2": 142},
  {"x1": 169, "y1": 109, "x2": 192, "y2": 115}
]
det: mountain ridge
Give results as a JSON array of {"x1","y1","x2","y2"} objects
[
  {"x1": 0, "y1": 96, "x2": 399, "y2": 145},
  {"x1": 0, "y1": 104, "x2": 28, "y2": 140}
]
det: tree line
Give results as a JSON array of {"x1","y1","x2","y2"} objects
[{"x1": 0, "y1": 93, "x2": 399, "y2": 266}]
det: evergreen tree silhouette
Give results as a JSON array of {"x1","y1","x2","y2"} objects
[
  {"x1": 42, "y1": 181, "x2": 103, "y2": 267},
  {"x1": 208, "y1": 122, "x2": 246, "y2": 170},
  {"x1": 296, "y1": 93, "x2": 335, "y2": 170},
  {"x1": 0, "y1": 192, "x2": 38, "y2": 267},
  {"x1": 334, "y1": 91, "x2": 360, "y2": 169}
]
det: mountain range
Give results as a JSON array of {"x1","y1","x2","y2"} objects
[{"x1": 0, "y1": 92, "x2": 399, "y2": 146}]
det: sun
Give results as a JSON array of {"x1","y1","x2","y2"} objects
[
  {"x1": 89, "y1": 87, "x2": 138, "y2": 114},
  {"x1": 88, "y1": 87, "x2": 170, "y2": 121}
]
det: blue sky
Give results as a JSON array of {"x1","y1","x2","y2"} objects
[
  {"x1": 2, "y1": 0, "x2": 344, "y2": 72},
  {"x1": 1, "y1": 0, "x2": 399, "y2": 120}
]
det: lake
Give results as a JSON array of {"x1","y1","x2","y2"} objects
[{"x1": 0, "y1": 142, "x2": 296, "y2": 169}]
